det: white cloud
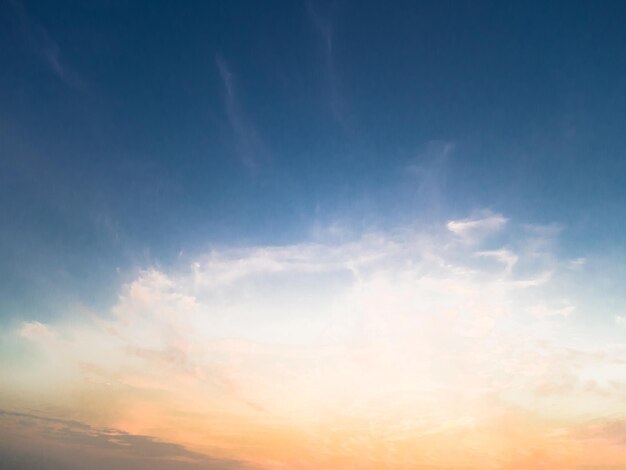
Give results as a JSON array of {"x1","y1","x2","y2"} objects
[
  {"x1": 447, "y1": 212, "x2": 508, "y2": 242},
  {"x1": 475, "y1": 249, "x2": 519, "y2": 273},
  {"x1": 4, "y1": 213, "x2": 625, "y2": 468}
]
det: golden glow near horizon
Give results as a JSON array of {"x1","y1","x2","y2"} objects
[{"x1": 2, "y1": 213, "x2": 626, "y2": 469}]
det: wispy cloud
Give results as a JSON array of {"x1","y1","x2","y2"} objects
[
  {"x1": 569, "y1": 257, "x2": 587, "y2": 269},
  {"x1": 9, "y1": 0, "x2": 82, "y2": 88},
  {"x1": 306, "y1": 0, "x2": 350, "y2": 129},
  {"x1": 215, "y1": 55, "x2": 266, "y2": 170},
  {"x1": 526, "y1": 301, "x2": 575, "y2": 318},
  {"x1": 447, "y1": 211, "x2": 508, "y2": 242},
  {"x1": 405, "y1": 140, "x2": 455, "y2": 215},
  {"x1": 476, "y1": 248, "x2": 518, "y2": 274},
  {"x1": 19, "y1": 320, "x2": 55, "y2": 341}
]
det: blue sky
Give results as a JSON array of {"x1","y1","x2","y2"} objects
[
  {"x1": 3, "y1": 2, "x2": 626, "y2": 468},
  {"x1": 1, "y1": 0, "x2": 626, "y2": 329}
]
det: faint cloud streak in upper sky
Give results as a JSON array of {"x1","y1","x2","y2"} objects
[
  {"x1": 306, "y1": 0, "x2": 350, "y2": 130},
  {"x1": 9, "y1": 0, "x2": 82, "y2": 88},
  {"x1": 215, "y1": 55, "x2": 267, "y2": 171}
]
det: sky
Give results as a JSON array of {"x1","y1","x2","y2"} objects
[{"x1": 1, "y1": 1, "x2": 626, "y2": 468}]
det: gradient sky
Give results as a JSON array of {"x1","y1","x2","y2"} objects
[{"x1": 2, "y1": 1, "x2": 626, "y2": 469}]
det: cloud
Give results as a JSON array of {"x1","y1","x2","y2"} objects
[
  {"x1": 9, "y1": 0, "x2": 82, "y2": 87},
  {"x1": 0, "y1": 410, "x2": 249, "y2": 469},
  {"x1": 306, "y1": 0, "x2": 349, "y2": 129},
  {"x1": 19, "y1": 321, "x2": 55, "y2": 341},
  {"x1": 476, "y1": 249, "x2": 519, "y2": 274},
  {"x1": 3, "y1": 213, "x2": 625, "y2": 468},
  {"x1": 569, "y1": 257, "x2": 587, "y2": 269},
  {"x1": 526, "y1": 302, "x2": 575, "y2": 318},
  {"x1": 576, "y1": 418, "x2": 626, "y2": 448},
  {"x1": 215, "y1": 55, "x2": 266, "y2": 170},
  {"x1": 447, "y1": 212, "x2": 508, "y2": 242},
  {"x1": 405, "y1": 140, "x2": 454, "y2": 215}
]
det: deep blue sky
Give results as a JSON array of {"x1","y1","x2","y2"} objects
[{"x1": 2, "y1": 0, "x2": 626, "y2": 318}]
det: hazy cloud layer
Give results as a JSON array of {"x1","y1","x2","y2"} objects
[
  {"x1": 0, "y1": 410, "x2": 250, "y2": 470},
  {"x1": 2, "y1": 214, "x2": 626, "y2": 468}
]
